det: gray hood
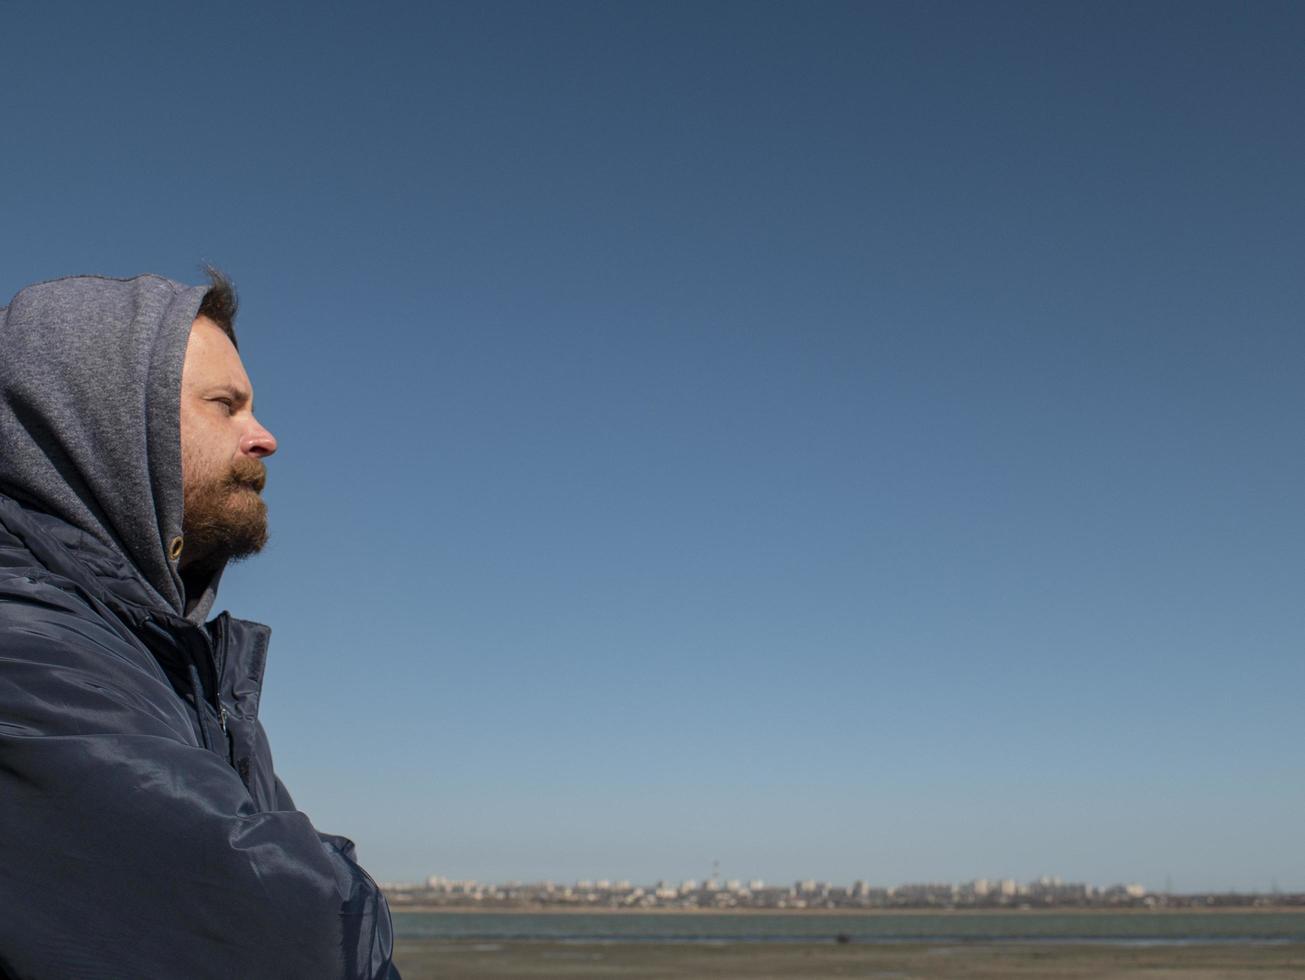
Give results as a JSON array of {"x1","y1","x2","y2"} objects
[{"x1": 0, "y1": 274, "x2": 213, "y2": 619}]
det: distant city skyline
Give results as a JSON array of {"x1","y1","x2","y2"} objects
[
  {"x1": 388, "y1": 873, "x2": 1148, "y2": 895},
  {"x1": 380, "y1": 857, "x2": 1294, "y2": 899},
  {"x1": 381, "y1": 871, "x2": 1301, "y2": 911}
]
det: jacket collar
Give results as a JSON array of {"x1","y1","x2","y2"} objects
[{"x1": 0, "y1": 491, "x2": 271, "y2": 703}]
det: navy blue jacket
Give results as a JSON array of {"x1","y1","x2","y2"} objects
[{"x1": 0, "y1": 493, "x2": 399, "y2": 979}]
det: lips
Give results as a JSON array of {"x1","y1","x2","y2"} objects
[{"x1": 228, "y1": 458, "x2": 267, "y2": 493}]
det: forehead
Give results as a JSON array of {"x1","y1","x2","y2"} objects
[{"x1": 183, "y1": 317, "x2": 252, "y2": 390}]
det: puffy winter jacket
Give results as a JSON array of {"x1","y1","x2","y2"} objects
[{"x1": 0, "y1": 491, "x2": 399, "y2": 979}]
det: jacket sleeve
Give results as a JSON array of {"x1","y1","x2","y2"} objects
[{"x1": 0, "y1": 577, "x2": 400, "y2": 980}]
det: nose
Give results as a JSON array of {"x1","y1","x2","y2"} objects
[{"x1": 241, "y1": 416, "x2": 278, "y2": 458}]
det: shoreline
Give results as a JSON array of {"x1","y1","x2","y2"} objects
[{"x1": 393, "y1": 937, "x2": 1305, "y2": 979}]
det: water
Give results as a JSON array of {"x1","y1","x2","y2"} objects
[{"x1": 394, "y1": 910, "x2": 1305, "y2": 945}]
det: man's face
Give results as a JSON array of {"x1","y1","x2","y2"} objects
[{"x1": 178, "y1": 317, "x2": 278, "y2": 571}]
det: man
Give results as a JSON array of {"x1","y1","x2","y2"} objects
[{"x1": 0, "y1": 273, "x2": 399, "y2": 979}]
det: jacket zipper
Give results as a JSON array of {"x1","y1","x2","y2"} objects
[{"x1": 209, "y1": 616, "x2": 231, "y2": 737}]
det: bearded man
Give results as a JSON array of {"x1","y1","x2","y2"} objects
[{"x1": 0, "y1": 273, "x2": 399, "y2": 979}]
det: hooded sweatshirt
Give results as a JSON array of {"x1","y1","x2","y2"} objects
[
  {"x1": 0, "y1": 274, "x2": 213, "y2": 617},
  {"x1": 0, "y1": 275, "x2": 398, "y2": 979}
]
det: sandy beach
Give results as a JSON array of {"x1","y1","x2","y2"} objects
[{"x1": 394, "y1": 939, "x2": 1305, "y2": 979}]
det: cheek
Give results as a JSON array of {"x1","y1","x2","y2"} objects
[
  {"x1": 180, "y1": 426, "x2": 224, "y2": 490},
  {"x1": 179, "y1": 438, "x2": 193, "y2": 485},
  {"x1": 179, "y1": 421, "x2": 202, "y2": 481},
  {"x1": 178, "y1": 408, "x2": 199, "y2": 473}
]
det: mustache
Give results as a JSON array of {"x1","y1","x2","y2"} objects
[{"x1": 227, "y1": 457, "x2": 268, "y2": 493}]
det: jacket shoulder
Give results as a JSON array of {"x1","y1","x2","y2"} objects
[{"x1": 0, "y1": 562, "x2": 194, "y2": 742}]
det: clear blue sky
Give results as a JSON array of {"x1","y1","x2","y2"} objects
[{"x1": 2, "y1": 0, "x2": 1302, "y2": 892}]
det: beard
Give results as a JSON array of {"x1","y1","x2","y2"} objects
[{"x1": 181, "y1": 454, "x2": 269, "y2": 570}]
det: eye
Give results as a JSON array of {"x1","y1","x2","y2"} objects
[{"x1": 210, "y1": 397, "x2": 234, "y2": 416}]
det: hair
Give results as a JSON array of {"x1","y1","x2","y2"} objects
[{"x1": 197, "y1": 267, "x2": 239, "y2": 349}]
